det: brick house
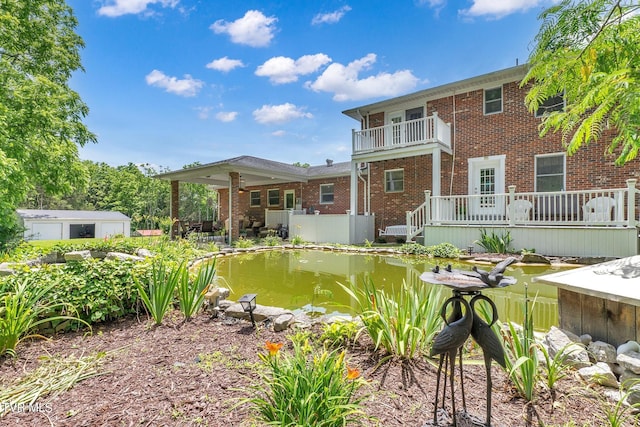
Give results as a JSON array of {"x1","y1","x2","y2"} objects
[{"x1": 158, "y1": 64, "x2": 640, "y2": 256}]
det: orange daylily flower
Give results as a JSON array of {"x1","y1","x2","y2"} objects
[
  {"x1": 265, "y1": 341, "x2": 283, "y2": 356},
  {"x1": 346, "y1": 365, "x2": 360, "y2": 380}
]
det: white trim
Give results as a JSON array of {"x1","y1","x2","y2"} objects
[{"x1": 468, "y1": 155, "x2": 506, "y2": 195}]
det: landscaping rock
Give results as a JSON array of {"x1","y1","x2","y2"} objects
[
  {"x1": 627, "y1": 384, "x2": 640, "y2": 406},
  {"x1": 588, "y1": 341, "x2": 618, "y2": 364},
  {"x1": 617, "y1": 340, "x2": 640, "y2": 355},
  {"x1": 545, "y1": 326, "x2": 590, "y2": 368},
  {"x1": 273, "y1": 313, "x2": 295, "y2": 332},
  {"x1": 136, "y1": 248, "x2": 154, "y2": 258},
  {"x1": 620, "y1": 370, "x2": 640, "y2": 388},
  {"x1": 38, "y1": 252, "x2": 61, "y2": 264},
  {"x1": 105, "y1": 252, "x2": 145, "y2": 262},
  {"x1": 578, "y1": 362, "x2": 618, "y2": 388},
  {"x1": 0, "y1": 263, "x2": 15, "y2": 276},
  {"x1": 579, "y1": 334, "x2": 593, "y2": 346},
  {"x1": 64, "y1": 250, "x2": 92, "y2": 262},
  {"x1": 617, "y1": 351, "x2": 640, "y2": 374},
  {"x1": 521, "y1": 253, "x2": 551, "y2": 264}
]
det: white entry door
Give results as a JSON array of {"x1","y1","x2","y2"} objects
[
  {"x1": 468, "y1": 155, "x2": 506, "y2": 218},
  {"x1": 388, "y1": 111, "x2": 403, "y2": 146}
]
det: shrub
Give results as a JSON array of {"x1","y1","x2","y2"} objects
[
  {"x1": 320, "y1": 321, "x2": 360, "y2": 348},
  {"x1": 240, "y1": 340, "x2": 371, "y2": 426},
  {"x1": 260, "y1": 234, "x2": 283, "y2": 246},
  {"x1": 400, "y1": 242, "x2": 461, "y2": 258},
  {"x1": 232, "y1": 237, "x2": 254, "y2": 248}
]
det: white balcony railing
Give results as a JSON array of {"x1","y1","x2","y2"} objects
[
  {"x1": 352, "y1": 113, "x2": 451, "y2": 154},
  {"x1": 404, "y1": 180, "x2": 638, "y2": 237}
]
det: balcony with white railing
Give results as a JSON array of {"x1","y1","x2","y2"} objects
[
  {"x1": 404, "y1": 180, "x2": 638, "y2": 237},
  {"x1": 352, "y1": 113, "x2": 451, "y2": 155}
]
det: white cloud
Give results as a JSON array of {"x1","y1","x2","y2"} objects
[
  {"x1": 253, "y1": 103, "x2": 313, "y2": 125},
  {"x1": 210, "y1": 10, "x2": 277, "y2": 47},
  {"x1": 311, "y1": 5, "x2": 352, "y2": 25},
  {"x1": 216, "y1": 111, "x2": 238, "y2": 122},
  {"x1": 206, "y1": 57, "x2": 245, "y2": 73},
  {"x1": 306, "y1": 54, "x2": 419, "y2": 102},
  {"x1": 145, "y1": 69, "x2": 204, "y2": 97},
  {"x1": 460, "y1": 0, "x2": 550, "y2": 19},
  {"x1": 255, "y1": 54, "x2": 331, "y2": 84},
  {"x1": 98, "y1": 0, "x2": 179, "y2": 17},
  {"x1": 272, "y1": 130, "x2": 287, "y2": 137},
  {"x1": 416, "y1": 0, "x2": 447, "y2": 7}
]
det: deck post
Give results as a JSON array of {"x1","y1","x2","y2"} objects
[
  {"x1": 508, "y1": 185, "x2": 516, "y2": 226},
  {"x1": 425, "y1": 190, "x2": 431, "y2": 224},
  {"x1": 627, "y1": 179, "x2": 637, "y2": 228}
]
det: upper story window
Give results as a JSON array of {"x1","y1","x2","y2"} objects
[
  {"x1": 405, "y1": 107, "x2": 424, "y2": 121},
  {"x1": 385, "y1": 169, "x2": 404, "y2": 193},
  {"x1": 267, "y1": 189, "x2": 280, "y2": 206},
  {"x1": 319, "y1": 184, "x2": 334, "y2": 204},
  {"x1": 250, "y1": 190, "x2": 261, "y2": 207},
  {"x1": 535, "y1": 94, "x2": 565, "y2": 117},
  {"x1": 484, "y1": 86, "x2": 503, "y2": 115},
  {"x1": 535, "y1": 153, "x2": 565, "y2": 191}
]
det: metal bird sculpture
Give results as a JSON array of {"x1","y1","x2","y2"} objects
[
  {"x1": 431, "y1": 294, "x2": 473, "y2": 426},
  {"x1": 470, "y1": 294, "x2": 506, "y2": 427}
]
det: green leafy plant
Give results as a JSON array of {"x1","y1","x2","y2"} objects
[
  {"x1": 596, "y1": 379, "x2": 640, "y2": 427},
  {"x1": 177, "y1": 260, "x2": 216, "y2": 321},
  {"x1": 290, "y1": 234, "x2": 305, "y2": 245},
  {"x1": 232, "y1": 237, "x2": 254, "y2": 248},
  {"x1": 338, "y1": 279, "x2": 444, "y2": 360},
  {"x1": 0, "y1": 279, "x2": 89, "y2": 357},
  {"x1": 134, "y1": 259, "x2": 181, "y2": 326},
  {"x1": 260, "y1": 234, "x2": 283, "y2": 247},
  {"x1": 475, "y1": 229, "x2": 514, "y2": 254},
  {"x1": 320, "y1": 321, "x2": 360, "y2": 349},
  {"x1": 399, "y1": 242, "x2": 461, "y2": 258},
  {"x1": 240, "y1": 339, "x2": 371, "y2": 426}
]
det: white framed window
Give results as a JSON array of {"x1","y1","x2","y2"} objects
[
  {"x1": 535, "y1": 153, "x2": 565, "y2": 192},
  {"x1": 385, "y1": 169, "x2": 404, "y2": 193},
  {"x1": 250, "y1": 190, "x2": 261, "y2": 207},
  {"x1": 267, "y1": 189, "x2": 280, "y2": 206},
  {"x1": 319, "y1": 184, "x2": 334, "y2": 204},
  {"x1": 535, "y1": 93, "x2": 565, "y2": 117},
  {"x1": 484, "y1": 86, "x2": 503, "y2": 115}
]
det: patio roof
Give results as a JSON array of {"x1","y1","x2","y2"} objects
[{"x1": 155, "y1": 155, "x2": 350, "y2": 188}]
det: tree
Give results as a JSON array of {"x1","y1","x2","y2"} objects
[
  {"x1": 0, "y1": 0, "x2": 95, "y2": 246},
  {"x1": 522, "y1": 0, "x2": 640, "y2": 165}
]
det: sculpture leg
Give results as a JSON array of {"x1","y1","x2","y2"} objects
[
  {"x1": 459, "y1": 346, "x2": 466, "y2": 411},
  {"x1": 449, "y1": 349, "x2": 457, "y2": 427},
  {"x1": 433, "y1": 354, "x2": 444, "y2": 424},
  {"x1": 485, "y1": 354, "x2": 492, "y2": 427}
]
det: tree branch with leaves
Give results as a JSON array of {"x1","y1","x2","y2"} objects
[{"x1": 522, "y1": 0, "x2": 640, "y2": 166}]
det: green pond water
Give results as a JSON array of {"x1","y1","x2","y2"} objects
[{"x1": 215, "y1": 250, "x2": 572, "y2": 331}]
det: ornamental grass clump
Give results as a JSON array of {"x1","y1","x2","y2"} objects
[
  {"x1": 0, "y1": 279, "x2": 89, "y2": 358},
  {"x1": 338, "y1": 278, "x2": 444, "y2": 360},
  {"x1": 134, "y1": 259, "x2": 181, "y2": 326},
  {"x1": 177, "y1": 260, "x2": 216, "y2": 321},
  {"x1": 241, "y1": 339, "x2": 372, "y2": 426}
]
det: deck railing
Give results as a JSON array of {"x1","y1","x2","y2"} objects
[
  {"x1": 352, "y1": 113, "x2": 451, "y2": 154},
  {"x1": 421, "y1": 180, "x2": 638, "y2": 228}
]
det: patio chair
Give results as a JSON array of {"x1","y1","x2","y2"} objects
[
  {"x1": 507, "y1": 199, "x2": 533, "y2": 222},
  {"x1": 582, "y1": 196, "x2": 616, "y2": 223}
]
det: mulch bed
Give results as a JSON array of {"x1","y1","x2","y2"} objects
[{"x1": 0, "y1": 312, "x2": 611, "y2": 426}]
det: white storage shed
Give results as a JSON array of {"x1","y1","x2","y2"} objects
[{"x1": 17, "y1": 209, "x2": 131, "y2": 241}]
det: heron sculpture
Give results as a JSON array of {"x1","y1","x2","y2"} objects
[
  {"x1": 470, "y1": 294, "x2": 506, "y2": 426},
  {"x1": 430, "y1": 293, "x2": 472, "y2": 426}
]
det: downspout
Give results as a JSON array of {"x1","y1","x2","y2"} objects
[
  {"x1": 358, "y1": 168, "x2": 367, "y2": 214},
  {"x1": 449, "y1": 90, "x2": 457, "y2": 196}
]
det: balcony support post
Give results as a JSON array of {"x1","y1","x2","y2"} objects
[
  {"x1": 508, "y1": 185, "x2": 516, "y2": 226},
  {"x1": 627, "y1": 179, "x2": 637, "y2": 228}
]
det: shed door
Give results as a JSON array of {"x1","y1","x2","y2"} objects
[{"x1": 31, "y1": 223, "x2": 63, "y2": 240}]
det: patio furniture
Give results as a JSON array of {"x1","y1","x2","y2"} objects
[
  {"x1": 583, "y1": 196, "x2": 616, "y2": 223},
  {"x1": 506, "y1": 199, "x2": 533, "y2": 222},
  {"x1": 378, "y1": 225, "x2": 416, "y2": 237}
]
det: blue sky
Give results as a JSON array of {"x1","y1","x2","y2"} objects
[{"x1": 70, "y1": 0, "x2": 557, "y2": 172}]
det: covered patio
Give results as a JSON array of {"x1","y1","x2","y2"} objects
[{"x1": 155, "y1": 156, "x2": 310, "y2": 241}]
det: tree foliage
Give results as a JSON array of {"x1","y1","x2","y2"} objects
[
  {"x1": 0, "y1": 0, "x2": 96, "y2": 242},
  {"x1": 523, "y1": 0, "x2": 640, "y2": 165}
]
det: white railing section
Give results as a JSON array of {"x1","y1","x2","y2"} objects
[
  {"x1": 352, "y1": 113, "x2": 451, "y2": 154},
  {"x1": 422, "y1": 179, "x2": 638, "y2": 228}
]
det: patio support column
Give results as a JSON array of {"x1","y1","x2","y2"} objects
[
  {"x1": 349, "y1": 162, "x2": 358, "y2": 215},
  {"x1": 627, "y1": 179, "x2": 637, "y2": 227},
  {"x1": 508, "y1": 185, "x2": 516, "y2": 226},
  {"x1": 170, "y1": 180, "x2": 179, "y2": 239},
  {"x1": 432, "y1": 148, "x2": 441, "y2": 196},
  {"x1": 229, "y1": 172, "x2": 240, "y2": 241}
]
